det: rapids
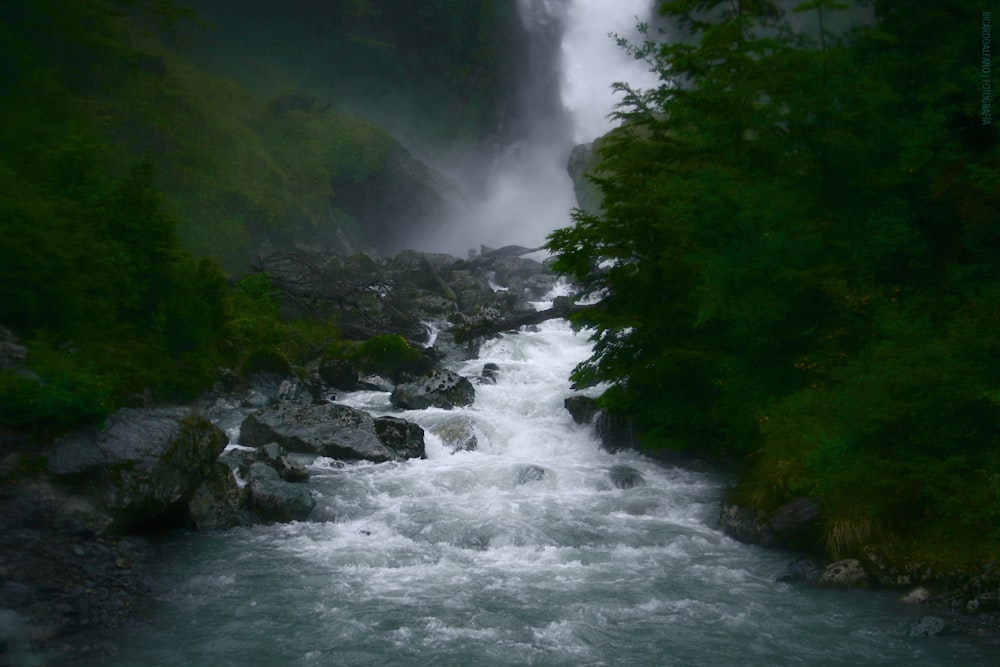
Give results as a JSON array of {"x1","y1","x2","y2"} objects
[
  {"x1": 94, "y1": 296, "x2": 994, "y2": 665},
  {"x1": 82, "y1": 3, "x2": 996, "y2": 664}
]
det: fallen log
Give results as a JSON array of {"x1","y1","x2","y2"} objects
[{"x1": 452, "y1": 297, "x2": 589, "y2": 343}]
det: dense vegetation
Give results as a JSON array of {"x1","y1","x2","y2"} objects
[
  {"x1": 549, "y1": 0, "x2": 1000, "y2": 561},
  {"x1": 187, "y1": 0, "x2": 521, "y2": 159},
  {"x1": 0, "y1": 0, "x2": 470, "y2": 436}
]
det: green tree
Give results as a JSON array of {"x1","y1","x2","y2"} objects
[{"x1": 548, "y1": 0, "x2": 1000, "y2": 556}]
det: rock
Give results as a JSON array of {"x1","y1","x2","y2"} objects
[
  {"x1": 47, "y1": 407, "x2": 228, "y2": 532},
  {"x1": 358, "y1": 375, "x2": 394, "y2": 392},
  {"x1": 187, "y1": 462, "x2": 247, "y2": 530},
  {"x1": 819, "y1": 559, "x2": 870, "y2": 588},
  {"x1": 276, "y1": 379, "x2": 309, "y2": 403},
  {"x1": 901, "y1": 587, "x2": 931, "y2": 605},
  {"x1": 245, "y1": 463, "x2": 315, "y2": 523},
  {"x1": 567, "y1": 141, "x2": 603, "y2": 214},
  {"x1": 318, "y1": 358, "x2": 360, "y2": 391},
  {"x1": 564, "y1": 395, "x2": 598, "y2": 424},
  {"x1": 719, "y1": 503, "x2": 774, "y2": 546},
  {"x1": 595, "y1": 409, "x2": 640, "y2": 452},
  {"x1": 373, "y1": 416, "x2": 426, "y2": 460},
  {"x1": 429, "y1": 417, "x2": 479, "y2": 453},
  {"x1": 390, "y1": 368, "x2": 475, "y2": 410},
  {"x1": 0, "y1": 581, "x2": 33, "y2": 608},
  {"x1": 860, "y1": 545, "x2": 928, "y2": 588},
  {"x1": 515, "y1": 465, "x2": 548, "y2": 486},
  {"x1": 608, "y1": 465, "x2": 645, "y2": 489},
  {"x1": 479, "y1": 362, "x2": 500, "y2": 385},
  {"x1": 242, "y1": 389, "x2": 272, "y2": 409},
  {"x1": 776, "y1": 558, "x2": 822, "y2": 584},
  {"x1": 0, "y1": 609, "x2": 26, "y2": 660},
  {"x1": 766, "y1": 497, "x2": 821, "y2": 546},
  {"x1": 240, "y1": 403, "x2": 402, "y2": 462},
  {"x1": 906, "y1": 616, "x2": 948, "y2": 637},
  {"x1": 719, "y1": 497, "x2": 820, "y2": 550},
  {"x1": 0, "y1": 325, "x2": 27, "y2": 368}
]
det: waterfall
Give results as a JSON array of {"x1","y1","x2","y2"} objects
[
  {"x1": 419, "y1": 0, "x2": 658, "y2": 257},
  {"x1": 90, "y1": 6, "x2": 996, "y2": 665}
]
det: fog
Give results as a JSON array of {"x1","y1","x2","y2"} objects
[{"x1": 410, "y1": 0, "x2": 658, "y2": 257}]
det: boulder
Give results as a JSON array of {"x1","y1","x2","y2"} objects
[
  {"x1": 515, "y1": 465, "x2": 549, "y2": 486},
  {"x1": 0, "y1": 325, "x2": 27, "y2": 368},
  {"x1": 901, "y1": 587, "x2": 931, "y2": 605},
  {"x1": 390, "y1": 369, "x2": 475, "y2": 410},
  {"x1": 564, "y1": 395, "x2": 598, "y2": 424},
  {"x1": 429, "y1": 416, "x2": 479, "y2": 453},
  {"x1": 595, "y1": 409, "x2": 640, "y2": 452},
  {"x1": 47, "y1": 407, "x2": 228, "y2": 532},
  {"x1": 905, "y1": 616, "x2": 947, "y2": 637},
  {"x1": 244, "y1": 442, "x2": 311, "y2": 481},
  {"x1": 608, "y1": 465, "x2": 645, "y2": 489},
  {"x1": 373, "y1": 416, "x2": 426, "y2": 459},
  {"x1": 318, "y1": 357, "x2": 360, "y2": 391},
  {"x1": 718, "y1": 497, "x2": 821, "y2": 550},
  {"x1": 818, "y1": 559, "x2": 870, "y2": 588},
  {"x1": 719, "y1": 503, "x2": 773, "y2": 546},
  {"x1": 240, "y1": 402, "x2": 405, "y2": 462},
  {"x1": 187, "y1": 461, "x2": 246, "y2": 530},
  {"x1": 479, "y1": 362, "x2": 500, "y2": 385},
  {"x1": 775, "y1": 558, "x2": 823, "y2": 584},
  {"x1": 245, "y1": 463, "x2": 315, "y2": 523}
]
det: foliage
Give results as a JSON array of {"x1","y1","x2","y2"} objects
[
  {"x1": 347, "y1": 334, "x2": 432, "y2": 383},
  {"x1": 548, "y1": 0, "x2": 1000, "y2": 557}
]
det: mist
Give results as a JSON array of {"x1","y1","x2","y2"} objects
[{"x1": 410, "y1": 0, "x2": 658, "y2": 257}]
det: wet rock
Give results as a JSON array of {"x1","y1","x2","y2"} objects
[
  {"x1": 515, "y1": 465, "x2": 548, "y2": 486},
  {"x1": 47, "y1": 407, "x2": 228, "y2": 532},
  {"x1": 429, "y1": 417, "x2": 479, "y2": 453},
  {"x1": 373, "y1": 416, "x2": 426, "y2": 460},
  {"x1": 0, "y1": 325, "x2": 27, "y2": 368},
  {"x1": 242, "y1": 389, "x2": 272, "y2": 409},
  {"x1": 608, "y1": 465, "x2": 645, "y2": 489},
  {"x1": 245, "y1": 463, "x2": 315, "y2": 523},
  {"x1": 241, "y1": 403, "x2": 403, "y2": 462},
  {"x1": 0, "y1": 609, "x2": 26, "y2": 659},
  {"x1": 390, "y1": 368, "x2": 475, "y2": 410},
  {"x1": 276, "y1": 378, "x2": 310, "y2": 403},
  {"x1": 719, "y1": 503, "x2": 773, "y2": 546},
  {"x1": 595, "y1": 410, "x2": 640, "y2": 452},
  {"x1": 901, "y1": 587, "x2": 931, "y2": 605},
  {"x1": 0, "y1": 581, "x2": 34, "y2": 608},
  {"x1": 564, "y1": 395, "x2": 598, "y2": 424},
  {"x1": 719, "y1": 497, "x2": 821, "y2": 551},
  {"x1": 819, "y1": 559, "x2": 870, "y2": 588},
  {"x1": 318, "y1": 358, "x2": 360, "y2": 391},
  {"x1": 187, "y1": 462, "x2": 247, "y2": 530},
  {"x1": 776, "y1": 558, "x2": 823, "y2": 584},
  {"x1": 479, "y1": 362, "x2": 500, "y2": 385},
  {"x1": 906, "y1": 616, "x2": 948, "y2": 637}
]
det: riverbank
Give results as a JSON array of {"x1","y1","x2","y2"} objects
[{"x1": 0, "y1": 483, "x2": 153, "y2": 664}]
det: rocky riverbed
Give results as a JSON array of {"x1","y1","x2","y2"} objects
[
  {"x1": 0, "y1": 487, "x2": 153, "y2": 663},
  {"x1": 2, "y1": 247, "x2": 999, "y2": 663}
]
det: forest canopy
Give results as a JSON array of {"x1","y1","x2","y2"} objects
[{"x1": 547, "y1": 0, "x2": 1000, "y2": 559}]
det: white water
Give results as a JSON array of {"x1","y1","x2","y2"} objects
[
  {"x1": 425, "y1": 0, "x2": 659, "y2": 256},
  {"x1": 100, "y1": 305, "x2": 993, "y2": 665},
  {"x1": 88, "y1": 4, "x2": 995, "y2": 664}
]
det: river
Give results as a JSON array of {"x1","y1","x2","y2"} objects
[
  {"x1": 91, "y1": 286, "x2": 995, "y2": 665},
  {"x1": 82, "y1": 2, "x2": 997, "y2": 664}
]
